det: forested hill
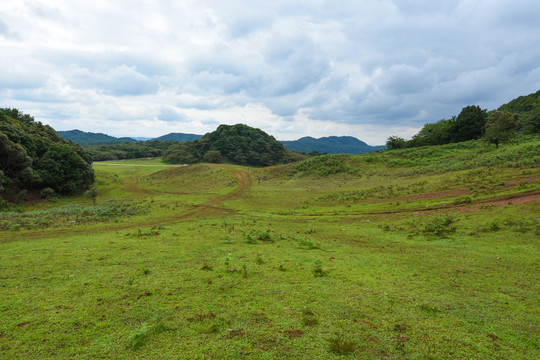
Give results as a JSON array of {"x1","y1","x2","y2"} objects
[
  {"x1": 281, "y1": 136, "x2": 385, "y2": 154},
  {"x1": 0, "y1": 109, "x2": 94, "y2": 198},
  {"x1": 163, "y1": 124, "x2": 292, "y2": 166},
  {"x1": 498, "y1": 89, "x2": 540, "y2": 133},
  {"x1": 58, "y1": 130, "x2": 136, "y2": 145},
  {"x1": 154, "y1": 133, "x2": 203, "y2": 142}
]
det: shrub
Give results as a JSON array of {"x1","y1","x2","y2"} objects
[
  {"x1": 423, "y1": 215, "x2": 457, "y2": 237},
  {"x1": 328, "y1": 333, "x2": 356, "y2": 355}
]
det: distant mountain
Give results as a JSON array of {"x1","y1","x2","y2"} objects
[
  {"x1": 280, "y1": 136, "x2": 385, "y2": 154},
  {"x1": 154, "y1": 133, "x2": 203, "y2": 142},
  {"x1": 58, "y1": 130, "x2": 137, "y2": 145}
]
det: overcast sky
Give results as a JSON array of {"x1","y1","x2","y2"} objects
[{"x1": 1, "y1": 0, "x2": 539, "y2": 144}]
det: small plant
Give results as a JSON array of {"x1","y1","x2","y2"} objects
[
  {"x1": 84, "y1": 187, "x2": 99, "y2": 205},
  {"x1": 224, "y1": 253, "x2": 231, "y2": 268},
  {"x1": 278, "y1": 263, "x2": 287, "y2": 271},
  {"x1": 141, "y1": 266, "x2": 150, "y2": 275},
  {"x1": 312, "y1": 260, "x2": 327, "y2": 277},
  {"x1": 242, "y1": 264, "x2": 248, "y2": 277},
  {"x1": 255, "y1": 254, "x2": 264, "y2": 265},
  {"x1": 418, "y1": 303, "x2": 441, "y2": 315},
  {"x1": 128, "y1": 317, "x2": 171, "y2": 350},
  {"x1": 423, "y1": 215, "x2": 457, "y2": 237},
  {"x1": 128, "y1": 324, "x2": 150, "y2": 350},
  {"x1": 302, "y1": 309, "x2": 319, "y2": 326},
  {"x1": 245, "y1": 233, "x2": 257, "y2": 244},
  {"x1": 328, "y1": 333, "x2": 356, "y2": 355},
  {"x1": 201, "y1": 263, "x2": 213, "y2": 271},
  {"x1": 295, "y1": 235, "x2": 319, "y2": 250},
  {"x1": 40, "y1": 187, "x2": 55, "y2": 200}
]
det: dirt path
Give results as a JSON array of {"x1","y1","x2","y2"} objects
[{"x1": 1, "y1": 167, "x2": 252, "y2": 241}]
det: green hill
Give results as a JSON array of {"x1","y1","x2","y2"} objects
[
  {"x1": 163, "y1": 124, "x2": 290, "y2": 166},
  {"x1": 58, "y1": 130, "x2": 137, "y2": 145},
  {"x1": 0, "y1": 109, "x2": 94, "y2": 197},
  {"x1": 281, "y1": 136, "x2": 385, "y2": 154},
  {"x1": 154, "y1": 133, "x2": 203, "y2": 142},
  {"x1": 498, "y1": 89, "x2": 540, "y2": 133}
]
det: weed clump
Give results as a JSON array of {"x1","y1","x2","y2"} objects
[
  {"x1": 328, "y1": 333, "x2": 356, "y2": 355},
  {"x1": 295, "y1": 235, "x2": 319, "y2": 249},
  {"x1": 128, "y1": 317, "x2": 170, "y2": 350},
  {"x1": 312, "y1": 260, "x2": 328, "y2": 277},
  {"x1": 422, "y1": 215, "x2": 457, "y2": 237},
  {"x1": 302, "y1": 309, "x2": 319, "y2": 326}
]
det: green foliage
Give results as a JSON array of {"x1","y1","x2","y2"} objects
[
  {"x1": 411, "y1": 118, "x2": 454, "y2": 146},
  {"x1": 423, "y1": 215, "x2": 457, "y2": 237},
  {"x1": 85, "y1": 140, "x2": 177, "y2": 161},
  {"x1": 312, "y1": 260, "x2": 327, "y2": 277},
  {"x1": 84, "y1": 187, "x2": 99, "y2": 204},
  {"x1": 498, "y1": 89, "x2": 540, "y2": 134},
  {"x1": 386, "y1": 135, "x2": 408, "y2": 149},
  {"x1": 0, "y1": 108, "x2": 94, "y2": 195},
  {"x1": 58, "y1": 129, "x2": 137, "y2": 145},
  {"x1": 40, "y1": 187, "x2": 55, "y2": 200},
  {"x1": 281, "y1": 136, "x2": 384, "y2": 154},
  {"x1": 35, "y1": 143, "x2": 95, "y2": 194},
  {"x1": 0, "y1": 200, "x2": 150, "y2": 230},
  {"x1": 328, "y1": 333, "x2": 356, "y2": 355},
  {"x1": 202, "y1": 150, "x2": 222, "y2": 163},
  {"x1": 291, "y1": 154, "x2": 359, "y2": 176},
  {"x1": 484, "y1": 110, "x2": 522, "y2": 148},
  {"x1": 451, "y1": 105, "x2": 488, "y2": 142},
  {"x1": 163, "y1": 124, "x2": 289, "y2": 166}
]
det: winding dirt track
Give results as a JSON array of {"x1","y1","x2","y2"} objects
[{"x1": 0, "y1": 168, "x2": 252, "y2": 242}]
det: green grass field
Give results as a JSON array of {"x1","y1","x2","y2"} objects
[{"x1": 1, "y1": 138, "x2": 539, "y2": 359}]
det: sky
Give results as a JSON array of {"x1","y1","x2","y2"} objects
[{"x1": 1, "y1": 0, "x2": 539, "y2": 145}]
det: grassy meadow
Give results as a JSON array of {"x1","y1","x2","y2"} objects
[{"x1": 1, "y1": 137, "x2": 539, "y2": 359}]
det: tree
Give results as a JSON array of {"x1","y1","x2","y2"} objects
[
  {"x1": 84, "y1": 187, "x2": 99, "y2": 204},
  {"x1": 0, "y1": 132, "x2": 32, "y2": 180},
  {"x1": 451, "y1": 105, "x2": 488, "y2": 142},
  {"x1": 385, "y1": 135, "x2": 408, "y2": 149},
  {"x1": 35, "y1": 144, "x2": 95, "y2": 194},
  {"x1": 411, "y1": 119, "x2": 453, "y2": 146},
  {"x1": 484, "y1": 111, "x2": 521, "y2": 148},
  {"x1": 203, "y1": 150, "x2": 222, "y2": 163}
]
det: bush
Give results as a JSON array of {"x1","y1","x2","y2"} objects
[{"x1": 423, "y1": 215, "x2": 457, "y2": 237}]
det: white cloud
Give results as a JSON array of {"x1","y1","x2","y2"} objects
[{"x1": 2, "y1": 0, "x2": 540, "y2": 144}]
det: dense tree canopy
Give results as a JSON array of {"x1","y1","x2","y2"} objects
[
  {"x1": 451, "y1": 105, "x2": 488, "y2": 142},
  {"x1": 163, "y1": 124, "x2": 290, "y2": 166},
  {"x1": 0, "y1": 108, "x2": 94, "y2": 196},
  {"x1": 84, "y1": 140, "x2": 177, "y2": 161},
  {"x1": 483, "y1": 111, "x2": 521, "y2": 148},
  {"x1": 386, "y1": 91, "x2": 540, "y2": 150}
]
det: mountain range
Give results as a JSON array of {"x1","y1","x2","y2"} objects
[{"x1": 58, "y1": 130, "x2": 385, "y2": 154}]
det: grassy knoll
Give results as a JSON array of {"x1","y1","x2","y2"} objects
[{"x1": 0, "y1": 138, "x2": 539, "y2": 359}]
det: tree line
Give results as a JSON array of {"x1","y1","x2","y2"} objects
[
  {"x1": 0, "y1": 108, "x2": 94, "y2": 200},
  {"x1": 386, "y1": 90, "x2": 539, "y2": 149}
]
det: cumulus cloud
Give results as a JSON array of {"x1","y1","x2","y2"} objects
[{"x1": 1, "y1": 0, "x2": 540, "y2": 144}]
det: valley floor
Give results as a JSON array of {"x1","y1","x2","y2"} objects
[{"x1": 0, "y1": 151, "x2": 539, "y2": 359}]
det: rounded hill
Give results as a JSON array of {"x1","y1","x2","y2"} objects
[{"x1": 163, "y1": 124, "x2": 290, "y2": 166}]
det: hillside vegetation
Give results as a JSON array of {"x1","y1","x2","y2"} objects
[
  {"x1": 0, "y1": 108, "x2": 94, "y2": 199},
  {"x1": 163, "y1": 124, "x2": 297, "y2": 166},
  {"x1": 58, "y1": 130, "x2": 137, "y2": 145},
  {"x1": 0, "y1": 134, "x2": 538, "y2": 359},
  {"x1": 281, "y1": 136, "x2": 385, "y2": 154},
  {"x1": 387, "y1": 89, "x2": 539, "y2": 149}
]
